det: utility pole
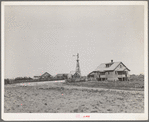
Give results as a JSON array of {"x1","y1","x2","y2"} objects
[{"x1": 73, "y1": 53, "x2": 81, "y2": 78}]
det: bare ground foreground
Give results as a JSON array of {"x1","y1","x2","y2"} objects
[{"x1": 4, "y1": 81, "x2": 144, "y2": 113}]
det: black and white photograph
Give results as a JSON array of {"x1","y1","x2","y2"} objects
[{"x1": 1, "y1": 1, "x2": 148, "y2": 120}]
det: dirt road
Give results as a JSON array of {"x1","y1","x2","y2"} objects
[{"x1": 4, "y1": 81, "x2": 144, "y2": 113}]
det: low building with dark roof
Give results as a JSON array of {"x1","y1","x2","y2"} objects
[
  {"x1": 54, "y1": 73, "x2": 68, "y2": 79},
  {"x1": 34, "y1": 76, "x2": 41, "y2": 80}
]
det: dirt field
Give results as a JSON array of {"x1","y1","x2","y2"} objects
[{"x1": 4, "y1": 81, "x2": 144, "y2": 113}]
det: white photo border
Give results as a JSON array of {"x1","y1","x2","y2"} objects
[{"x1": 1, "y1": 1, "x2": 148, "y2": 121}]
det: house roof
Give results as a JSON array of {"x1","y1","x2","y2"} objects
[
  {"x1": 87, "y1": 71, "x2": 96, "y2": 76},
  {"x1": 41, "y1": 72, "x2": 52, "y2": 77},
  {"x1": 95, "y1": 62, "x2": 130, "y2": 72},
  {"x1": 55, "y1": 73, "x2": 68, "y2": 77}
]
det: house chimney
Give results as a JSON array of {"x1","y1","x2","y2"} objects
[{"x1": 111, "y1": 60, "x2": 113, "y2": 63}]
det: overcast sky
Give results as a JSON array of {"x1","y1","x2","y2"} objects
[{"x1": 4, "y1": 5, "x2": 144, "y2": 78}]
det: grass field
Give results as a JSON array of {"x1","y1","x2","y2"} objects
[
  {"x1": 4, "y1": 80, "x2": 144, "y2": 113},
  {"x1": 64, "y1": 80, "x2": 144, "y2": 91}
]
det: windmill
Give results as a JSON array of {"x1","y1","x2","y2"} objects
[{"x1": 73, "y1": 53, "x2": 81, "y2": 78}]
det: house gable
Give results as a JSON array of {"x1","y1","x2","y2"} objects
[{"x1": 114, "y1": 62, "x2": 130, "y2": 71}]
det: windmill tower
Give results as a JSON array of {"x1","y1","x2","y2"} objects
[{"x1": 73, "y1": 53, "x2": 81, "y2": 78}]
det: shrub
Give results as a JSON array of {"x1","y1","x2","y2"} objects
[{"x1": 65, "y1": 77, "x2": 86, "y2": 83}]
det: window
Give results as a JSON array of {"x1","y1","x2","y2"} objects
[
  {"x1": 106, "y1": 63, "x2": 112, "y2": 68},
  {"x1": 106, "y1": 64, "x2": 109, "y2": 67},
  {"x1": 107, "y1": 72, "x2": 112, "y2": 75},
  {"x1": 100, "y1": 72, "x2": 105, "y2": 75},
  {"x1": 118, "y1": 72, "x2": 123, "y2": 75}
]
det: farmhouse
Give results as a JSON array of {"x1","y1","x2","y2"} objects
[
  {"x1": 40, "y1": 72, "x2": 53, "y2": 80},
  {"x1": 88, "y1": 60, "x2": 130, "y2": 81},
  {"x1": 34, "y1": 72, "x2": 53, "y2": 80}
]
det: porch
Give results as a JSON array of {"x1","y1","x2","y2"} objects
[{"x1": 117, "y1": 71, "x2": 129, "y2": 81}]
